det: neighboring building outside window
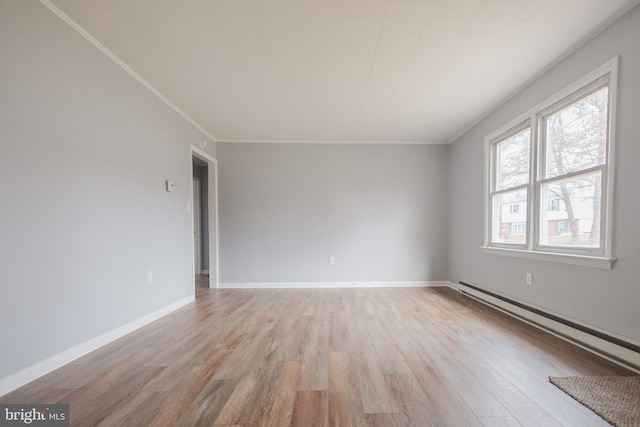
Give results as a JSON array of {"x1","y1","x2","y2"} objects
[
  {"x1": 549, "y1": 199, "x2": 562, "y2": 212},
  {"x1": 511, "y1": 223, "x2": 526, "y2": 236}
]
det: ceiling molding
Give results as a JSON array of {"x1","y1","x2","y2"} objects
[
  {"x1": 216, "y1": 139, "x2": 446, "y2": 145},
  {"x1": 38, "y1": 0, "x2": 218, "y2": 143},
  {"x1": 40, "y1": 0, "x2": 640, "y2": 145}
]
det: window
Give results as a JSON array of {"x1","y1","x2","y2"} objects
[
  {"x1": 556, "y1": 221, "x2": 567, "y2": 234},
  {"x1": 511, "y1": 223, "x2": 526, "y2": 236},
  {"x1": 484, "y1": 58, "x2": 617, "y2": 269},
  {"x1": 549, "y1": 199, "x2": 561, "y2": 211},
  {"x1": 490, "y1": 127, "x2": 530, "y2": 246}
]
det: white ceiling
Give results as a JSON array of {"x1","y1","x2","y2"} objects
[{"x1": 48, "y1": 0, "x2": 638, "y2": 143}]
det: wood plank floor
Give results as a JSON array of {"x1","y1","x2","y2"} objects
[{"x1": 1, "y1": 281, "x2": 632, "y2": 426}]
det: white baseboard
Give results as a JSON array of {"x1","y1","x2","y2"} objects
[
  {"x1": 354, "y1": 281, "x2": 451, "y2": 288},
  {"x1": 219, "y1": 282, "x2": 352, "y2": 289},
  {"x1": 0, "y1": 295, "x2": 195, "y2": 397},
  {"x1": 218, "y1": 281, "x2": 451, "y2": 289},
  {"x1": 437, "y1": 281, "x2": 458, "y2": 289},
  {"x1": 457, "y1": 281, "x2": 640, "y2": 373}
]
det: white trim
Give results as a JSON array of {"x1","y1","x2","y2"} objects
[
  {"x1": 39, "y1": 0, "x2": 637, "y2": 147},
  {"x1": 218, "y1": 281, "x2": 450, "y2": 289},
  {"x1": 484, "y1": 58, "x2": 617, "y2": 145},
  {"x1": 441, "y1": 281, "x2": 458, "y2": 290},
  {"x1": 354, "y1": 281, "x2": 450, "y2": 288},
  {"x1": 192, "y1": 176, "x2": 202, "y2": 275},
  {"x1": 38, "y1": 0, "x2": 217, "y2": 143},
  {"x1": 220, "y1": 282, "x2": 353, "y2": 289},
  {"x1": 481, "y1": 246, "x2": 615, "y2": 270},
  {"x1": 216, "y1": 139, "x2": 445, "y2": 145},
  {"x1": 0, "y1": 295, "x2": 194, "y2": 397},
  {"x1": 200, "y1": 270, "x2": 210, "y2": 274},
  {"x1": 605, "y1": 57, "x2": 619, "y2": 262},
  {"x1": 190, "y1": 146, "x2": 219, "y2": 289},
  {"x1": 458, "y1": 282, "x2": 640, "y2": 373}
]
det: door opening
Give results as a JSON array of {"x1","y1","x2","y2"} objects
[
  {"x1": 191, "y1": 146, "x2": 218, "y2": 291},
  {"x1": 192, "y1": 157, "x2": 208, "y2": 291},
  {"x1": 193, "y1": 176, "x2": 202, "y2": 275}
]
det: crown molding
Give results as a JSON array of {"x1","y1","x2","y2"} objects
[
  {"x1": 216, "y1": 139, "x2": 446, "y2": 145},
  {"x1": 38, "y1": 0, "x2": 217, "y2": 143}
]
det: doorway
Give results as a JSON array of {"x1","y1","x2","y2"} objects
[
  {"x1": 191, "y1": 146, "x2": 218, "y2": 291},
  {"x1": 192, "y1": 176, "x2": 202, "y2": 275}
]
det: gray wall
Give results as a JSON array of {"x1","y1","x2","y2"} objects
[
  {"x1": 0, "y1": 1, "x2": 216, "y2": 380},
  {"x1": 448, "y1": 5, "x2": 640, "y2": 343},
  {"x1": 217, "y1": 143, "x2": 449, "y2": 284}
]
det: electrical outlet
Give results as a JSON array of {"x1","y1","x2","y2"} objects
[
  {"x1": 526, "y1": 273, "x2": 533, "y2": 286},
  {"x1": 147, "y1": 271, "x2": 153, "y2": 285},
  {"x1": 329, "y1": 256, "x2": 335, "y2": 265}
]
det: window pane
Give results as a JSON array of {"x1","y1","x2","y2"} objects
[
  {"x1": 545, "y1": 87, "x2": 608, "y2": 178},
  {"x1": 495, "y1": 128, "x2": 530, "y2": 191},
  {"x1": 539, "y1": 171, "x2": 602, "y2": 249},
  {"x1": 492, "y1": 189, "x2": 527, "y2": 244}
]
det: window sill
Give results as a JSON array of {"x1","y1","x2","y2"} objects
[{"x1": 481, "y1": 246, "x2": 616, "y2": 270}]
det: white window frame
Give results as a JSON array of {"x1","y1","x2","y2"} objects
[
  {"x1": 483, "y1": 57, "x2": 618, "y2": 270},
  {"x1": 488, "y1": 122, "x2": 532, "y2": 248}
]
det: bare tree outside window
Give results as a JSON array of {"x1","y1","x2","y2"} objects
[
  {"x1": 496, "y1": 129, "x2": 530, "y2": 191},
  {"x1": 542, "y1": 87, "x2": 608, "y2": 248}
]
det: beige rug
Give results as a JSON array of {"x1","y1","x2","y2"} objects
[{"x1": 549, "y1": 376, "x2": 640, "y2": 426}]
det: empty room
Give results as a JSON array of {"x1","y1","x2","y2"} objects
[{"x1": 1, "y1": 0, "x2": 640, "y2": 426}]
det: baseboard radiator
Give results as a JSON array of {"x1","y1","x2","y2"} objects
[{"x1": 458, "y1": 281, "x2": 640, "y2": 373}]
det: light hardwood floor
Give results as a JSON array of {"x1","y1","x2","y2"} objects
[{"x1": 1, "y1": 282, "x2": 631, "y2": 426}]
